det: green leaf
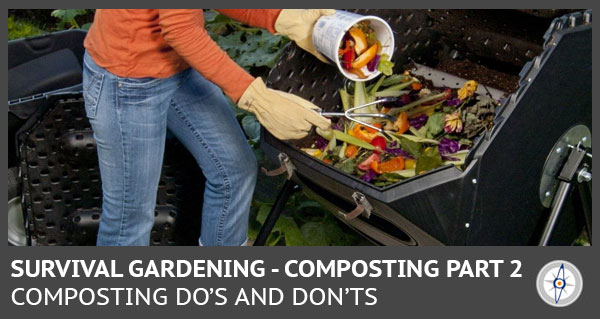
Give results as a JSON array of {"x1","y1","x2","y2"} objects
[
  {"x1": 425, "y1": 113, "x2": 445, "y2": 136},
  {"x1": 204, "y1": 11, "x2": 232, "y2": 36},
  {"x1": 256, "y1": 203, "x2": 273, "y2": 225},
  {"x1": 397, "y1": 134, "x2": 439, "y2": 144},
  {"x1": 377, "y1": 54, "x2": 395, "y2": 76},
  {"x1": 217, "y1": 30, "x2": 288, "y2": 70},
  {"x1": 51, "y1": 9, "x2": 87, "y2": 22},
  {"x1": 247, "y1": 219, "x2": 261, "y2": 240},
  {"x1": 353, "y1": 81, "x2": 367, "y2": 107},
  {"x1": 241, "y1": 114, "x2": 261, "y2": 143},
  {"x1": 81, "y1": 22, "x2": 92, "y2": 30},
  {"x1": 296, "y1": 201, "x2": 321, "y2": 211},
  {"x1": 390, "y1": 169, "x2": 416, "y2": 178},
  {"x1": 415, "y1": 147, "x2": 443, "y2": 174},
  {"x1": 301, "y1": 222, "x2": 330, "y2": 246},
  {"x1": 215, "y1": 31, "x2": 245, "y2": 58},
  {"x1": 368, "y1": 75, "x2": 386, "y2": 96},
  {"x1": 381, "y1": 74, "x2": 412, "y2": 87},
  {"x1": 266, "y1": 232, "x2": 282, "y2": 246},
  {"x1": 252, "y1": 146, "x2": 265, "y2": 162},
  {"x1": 333, "y1": 130, "x2": 375, "y2": 150},
  {"x1": 442, "y1": 150, "x2": 469, "y2": 166},
  {"x1": 274, "y1": 217, "x2": 306, "y2": 246},
  {"x1": 334, "y1": 158, "x2": 357, "y2": 175},
  {"x1": 339, "y1": 89, "x2": 352, "y2": 111},
  {"x1": 322, "y1": 217, "x2": 349, "y2": 245},
  {"x1": 8, "y1": 16, "x2": 43, "y2": 40},
  {"x1": 398, "y1": 136, "x2": 423, "y2": 158}
]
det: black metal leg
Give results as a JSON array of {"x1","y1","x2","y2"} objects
[
  {"x1": 539, "y1": 181, "x2": 572, "y2": 246},
  {"x1": 577, "y1": 181, "x2": 592, "y2": 244},
  {"x1": 254, "y1": 179, "x2": 299, "y2": 246}
]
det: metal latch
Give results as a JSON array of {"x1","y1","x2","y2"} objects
[
  {"x1": 261, "y1": 153, "x2": 296, "y2": 180},
  {"x1": 339, "y1": 192, "x2": 373, "y2": 220}
]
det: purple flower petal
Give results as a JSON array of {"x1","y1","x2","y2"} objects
[
  {"x1": 331, "y1": 121, "x2": 344, "y2": 132},
  {"x1": 367, "y1": 55, "x2": 381, "y2": 72},
  {"x1": 446, "y1": 98, "x2": 462, "y2": 106},
  {"x1": 409, "y1": 114, "x2": 428, "y2": 129},
  {"x1": 385, "y1": 147, "x2": 413, "y2": 159},
  {"x1": 438, "y1": 137, "x2": 460, "y2": 155},
  {"x1": 314, "y1": 136, "x2": 329, "y2": 150},
  {"x1": 361, "y1": 169, "x2": 378, "y2": 182}
]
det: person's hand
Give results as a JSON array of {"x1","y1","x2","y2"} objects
[
  {"x1": 237, "y1": 78, "x2": 331, "y2": 140},
  {"x1": 274, "y1": 9, "x2": 335, "y2": 63}
]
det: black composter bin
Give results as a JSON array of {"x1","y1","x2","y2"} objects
[
  {"x1": 260, "y1": 10, "x2": 592, "y2": 246},
  {"x1": 9, "y1": 11, "x2": 591, "y2": 246}
]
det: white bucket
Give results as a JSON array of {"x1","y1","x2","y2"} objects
[{"x1": 312, "y1": 10, "x2": 395, "y2": 82}]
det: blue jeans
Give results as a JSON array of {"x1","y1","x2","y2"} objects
[{"x1": 82, "y1": 52, "x2": 257, "y2": 246}]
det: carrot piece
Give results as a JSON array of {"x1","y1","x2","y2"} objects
[
  {"x1": 351, "y1": 43, "x2": 378, "y2": 69},
  {"x1": 345, "y1": 145, "x2": 359, "y2": 158},
  {"x1": 411, "y1": 82, "x2": 423, "y2": 90}
]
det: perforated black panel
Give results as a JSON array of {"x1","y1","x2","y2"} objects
[
  {"x1": 266, "y1": 9, "x2": 558, "y2": 108},
  {"x1": 19, "y1": 96, "x2": 205, "y2": 246}
]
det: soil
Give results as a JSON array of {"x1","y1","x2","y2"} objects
[{"x1": 435, "y1": 58, "x2": 520, "y2": 94}]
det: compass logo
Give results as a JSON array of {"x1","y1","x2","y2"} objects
[{"x1": 536, "y1": 260, "x2": 583, "y2": 307}]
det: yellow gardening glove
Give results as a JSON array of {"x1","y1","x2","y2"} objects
[
  {"x1": 275, "y1": 9, "x2": 335, "y2": 63},
  {"x1": 238, "y1": 78, "x2": 331, "y2": 140}
]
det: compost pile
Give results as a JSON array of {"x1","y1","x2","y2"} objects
[{"x1": 300, "y1": 69, "x2": 498, "y2": 187}]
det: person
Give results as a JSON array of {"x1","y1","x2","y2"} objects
[{"x1": 83, "y1": 9, "x2": 333, "y2": 246}]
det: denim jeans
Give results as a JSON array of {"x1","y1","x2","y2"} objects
[{"x1": 82, "y1": 51, "x2": 257, "y2": 246}]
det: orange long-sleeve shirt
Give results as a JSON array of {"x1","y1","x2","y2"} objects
[{"x1": 84, "y1": 9, "x2": 282, "y2": 101}]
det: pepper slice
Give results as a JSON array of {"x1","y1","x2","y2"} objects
[
  {"x1": 404, "y1": 158, "x2": 416, "y2": 169},
  {"x1": 348, "y1": 27, "x2": 368, "y2": 55},
  {"x1": 370, "y1": 136, "x2": 387, "y2": 154},
  {"x1": 393, "y1": 112, "x2": 409, "y2": 134},
  {"x1": 351, "y1": 43, "x2": 378, "y2": 70},
  {"x1": 342, "y1": 49, "x2": 355, "y2": 70},
  {"x1": 350, "y1": 124, "x2": 378, "y2": 143},
  {"x1": 378, "y1": 156, "x2": 405, "y2": 172}
]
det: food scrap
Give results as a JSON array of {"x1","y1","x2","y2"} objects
[
  {"x1": 339, "y1": 21, "x2": 394, "y2": 78},
  {"x1": 301, "y1": 69, "x2": 499, "y2": 187}
]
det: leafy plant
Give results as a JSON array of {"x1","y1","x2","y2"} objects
[
  {"x1": 51, "y1": 9, "x2": 93, "y2": 30},
  {"x1": 8, "y1": 16, "x2": 43, "y2": 40},
  {"x1": 204, "y1": 11, "x2": 289, "y2": 71},
  {"x1": 248, "y1": 193, "x2": 367, "y2": 246}
]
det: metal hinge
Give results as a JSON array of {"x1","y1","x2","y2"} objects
[
  {"x1": 338, "y1": 192, "x2": 373, "y2": 220},
  {"x1": 261, "y1": 152, "x2": 296, "y2": 180}
]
